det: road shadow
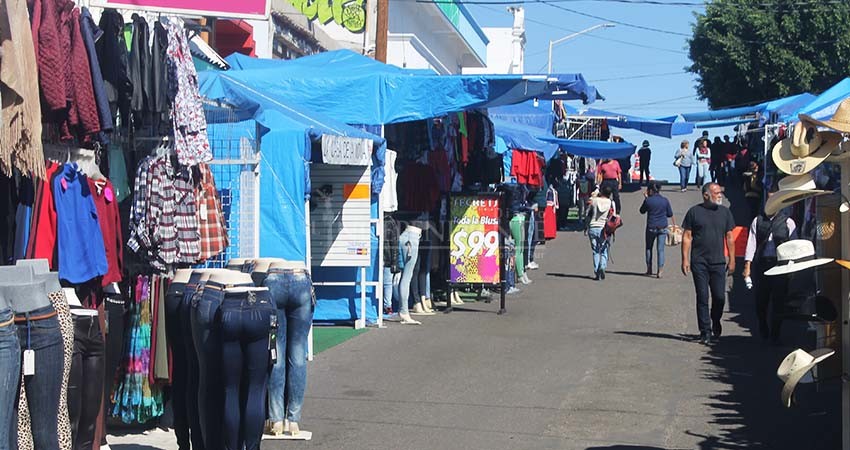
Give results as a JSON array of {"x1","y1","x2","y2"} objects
[
  {"x1": 615, "y1": 331, "x2": 700, "y2": 342},
  {"x1": 546, "y1": 272, "x2": 595, "y2": 280},
  {"x1": 605, "y1": 270, "x2": 654, "y2": 278},
  {"x1": 685, "y1": 183, "x2": 841, "y2": 449},
  {"x1": 586, "y1": 446, "x2": 688, "y2": 450}
]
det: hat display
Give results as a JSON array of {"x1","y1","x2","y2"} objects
[
  {"x1": 772, "y1": 120, "x2": 842, "y2": 175},
  {"x1": 765, "y1": 240, "x2": 834, "y2": 276},
  {"x1": 800, "y1": 98, "x2": 850, "y2": 133},
  {"x1": 776, "y1": 348, "x2": 835, "y2": 407},
  {"x1": 763, "y1": 174, "x2": 831, "y2": 217}
]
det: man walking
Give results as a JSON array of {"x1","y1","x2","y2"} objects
[
  {"x1": 681, "y1": 183, "x2": 736, "y2": 345},
  {"x1": 596, "y1": 158, "x2": 622, "y2": 213},
  {"x1": 638, "y1": 140, "x2": 652, "y2": 186}
]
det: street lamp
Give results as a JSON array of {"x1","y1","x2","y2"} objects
[{"x1": 548, "y1": 23, "x2": 615, "y2": 74}]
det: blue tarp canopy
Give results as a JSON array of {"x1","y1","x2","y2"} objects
[
  {"x1": 540, "y1": 73, "x2": 604, "y2": 103},
  {"x1": 539, "y1": 137, "x2": 636, "y2": 159},
  {"x1": 682, "y1": 92, "x2": 816, "y2": 123},
  {"x1": 791, "y1": 78, "x2": 850, "y2": 121},
  {"x1": 491, "y1": 118, "x2": 559, "y2": 159},
  {"x1": 490, "y1": 100, "x2": 555, "y2": 131},
  {"x1": 564, "y1": 104, "x2": 693, "y2": 138}
]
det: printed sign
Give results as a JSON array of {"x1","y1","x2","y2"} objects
[
  {"x1": 449, "y1": 195, "x2": 500, "y2": 284},
  {"x1": 310, "y1": 165, "x2": 371, "y2": 267},
  {"x1": 89, "y1": 0, "x2": 270, "y2": 20},
  {"x1": 321, "y1": 135, "x2": 372, "y2": 166}
]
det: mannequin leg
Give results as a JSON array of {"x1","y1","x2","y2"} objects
[
  {"x1": 0, "y1": 311, "x2": 19, "y2": 450},
  {"x1": 18, "y1": 308, "x2": 64, "y2": 450},
  {"x1": 284, "y1": 280, "x2": 314, "y2": 425},
  {"x1": 68, "y1": 316, "x2": 105, "y2": 450}
]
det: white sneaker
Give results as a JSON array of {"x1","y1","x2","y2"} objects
[
  {"x1": 411, "y1": 303, "x2": 436, "y2": 316},
  {"x1": 520, "y1": 274, "x2": 533, "y2": 285},
  {"x1": 451, "y1": 292, "x2": 464, "y2": 306},
  {"x1": 526, "y1": 262, "x2": 540, "y2": 270},
  {"x1": 384, "y1": 313, "x2": 402, "y2": 322},
  {"x1": 399, "y1": 313, "x2": 421, "y2": 325},
  {"x1": 507, "y1": 287, "x2": 521, "y2": 295}
]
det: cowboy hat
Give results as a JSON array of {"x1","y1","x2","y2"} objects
[
  {"x1": 765, "y1": 239, "x2": 834, "y2": 276},
  {"x1": 800, "y1": 97, "x2": 850, "y2": 133},
  {"x1": 776, "y1": 348, "x2": 834, "y2": 407},
  {"x1": 763, "y1": 174, "x2": 831, "y2": 217},
  {"x1": 772, "y1": 120, "x2": 842, "y2": 175}
]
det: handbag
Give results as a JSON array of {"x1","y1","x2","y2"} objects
[
  {"x1": 666, "y1": 225, "x2": 683, "y2": 246},
  {"x1": 673, "y1": 154, "x2": 684, "y2": 167}
]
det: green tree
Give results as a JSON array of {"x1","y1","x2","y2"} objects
[{"x1": 688, "y1": 0, "x2": 850, "y2": 109}]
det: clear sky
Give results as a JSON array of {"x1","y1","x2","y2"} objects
[{"x1": 468, "y1": 0, "x2": 728, "y2": 181}]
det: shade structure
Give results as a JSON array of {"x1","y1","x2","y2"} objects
[
  {"x1": 539, "y1": 136, "x2": 636, "y2": 159},
  {"x1": 491, "y1": 118, "x2": 559, "y2": 159},
  {"x1": 490, "y1": 100, "x2": 556, "y2": 131},
  {"x1": 563, "y1": 104, "x2": 693, "y2": 138},
  {"x1": 791, "y1": 78, "x2": 850, "y2": 121},
  {"x1": 682, "y1": 92, "x2": 817, "y2": 123}
]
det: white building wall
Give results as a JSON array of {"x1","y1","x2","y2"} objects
[
  {"x1": 386, "y1": 0, "x2": 465, "y2": 74},
  {"x1": 463, "y1": 28, "x2": 513, "y2": 74}
]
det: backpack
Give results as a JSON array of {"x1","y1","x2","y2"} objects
[
  {"x1": 755, "y1": 213, "x2": 790, "y2": 260},
  {"x1": 603, "y1": 206, "x2": 623, "y2": 239}
]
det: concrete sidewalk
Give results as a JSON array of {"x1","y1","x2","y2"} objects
[{"x1": 109, "y1": 186, "x2": 840, "y2": 450}]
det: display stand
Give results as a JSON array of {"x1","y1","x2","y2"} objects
[{"x1": 444, "y1": 192, "x2": 506, "y2": 315}]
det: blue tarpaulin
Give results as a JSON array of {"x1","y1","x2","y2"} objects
[
  {"x1": 541, "y1": 74, "x2": 605, "y2": 103},
  {"x1": 791, "y1": 78, "x2": 850, "y2": 121},
  {"x1": 491, "y1": 118, "x2": 559, "y2": 159},
  {"x1": 490, "y1": 100, "x2": 555, "y2": 131},
  {"x1": 539, "y1": 137, "x2": 636, "y2": 159},
  {"x1": 682, "y1": 92, "x2": 817, "y2": 123},
  {"x1": 563, "y1": 104, "x2": 693, "y2": 138}
]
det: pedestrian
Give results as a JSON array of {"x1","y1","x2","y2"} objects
[
  {"x1": 640, "y1": 181, "x2": 674, "y2": 278},
  {"x1": 681, "y1": 183, "x2": 736, "y2": 345},
  {"x1": 585, "y1": 184, "x2": 614, "y2": 281},
  {"x1": 596, "y1": 158, "x2": 622, "y2": 214},
  {"x1": 638, "y1": 140, "x2": 652, "y2": 186},
  {"x1": 694, "y1": 139, "x2": 711, "y2": 188},
  {"x1": 742, "y1": 206, "x2": 796, "y2": 342},
  {"x1": 711, "y1": 136, "x2": 725, "y2": 184},
  {"x1": 674, "y1": 140, "x2": 693, "y2": 192}
]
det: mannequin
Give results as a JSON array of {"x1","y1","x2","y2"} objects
[
  {"x1": 164, "y1": 268, "x2": 203, "y2": 450},
  {"x1": 0, "y1": 276, "x2": 64, "y2": 450},
  {"x1": 218, "y1": 283, "x2": 276, "y2": 450},
  {"x1": 191, "y1": 269, "x2": 254, "y2": 450},
  {"x1": 249, "y1": 258, "x2": 305, "y2": 286},
  {"x1": 392, "y1": 224, "x2": 422, "y2": 325},
  {"x1": 0, "y1": 286, "x2": 17, "y2": 450},
  {"x1": 226, "y1": 258, "x2": 248, "y2": 272},
  {"x1": 259, "y1": 259, "x2": 313, "y2": 439},
  {"x1": 65, "y1": 287, "x2": 104, "y2": 450}
]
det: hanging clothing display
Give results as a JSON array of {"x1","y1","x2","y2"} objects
[
  {"x1": 381, "y1": 149, "x2": 399, "y2": 212},
  {"x1": 88, "y1": 178, "x2": 124, "y2": 286},
  {"x1": 195, "y1": 164, "x2": 228, "y2": 261},
  {"x1": 398, "y1": 163, "x2": 440, "y2": 213},
  {"x1": 511, "y1": 150, "x2": 544, "y2": 188}
]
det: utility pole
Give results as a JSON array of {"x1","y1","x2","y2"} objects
[
  {"x1": 375, "y1": 0, "x2": 389, "y2": 62},
  {"x1": 547, "y1": 23, "x2": 614, "y2": 74}
]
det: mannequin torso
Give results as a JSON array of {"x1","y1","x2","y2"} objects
[
  {"x1": 172, "y1": 268, "x2": 194, "y2": 284},
  {"x1": 207, "y1": 270, "x2": 254, "y2": 286},
  {"x1": 2, "y1": 280, "x2": 51, "y2": 313},
  {"x1": 226, "y1": 258, "x2": 248, "y2": 271}
]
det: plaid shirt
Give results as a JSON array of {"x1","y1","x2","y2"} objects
[
  {"x1": 148, "y1": 157, "x2": 200, "y2": 269},
  {"x1": 127, "y1": 156, "x2": 153, "y2": 254},
  {"x1": 195, "y1": 164, "x2": 228, "y2": 261}
]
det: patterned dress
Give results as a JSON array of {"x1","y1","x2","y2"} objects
[{"x1": 16, "y1": 291, "x2": 73, "y2": 450}]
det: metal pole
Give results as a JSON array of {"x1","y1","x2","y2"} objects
[
  {"x1": 546, "y1": 23, "x2": 614, "y2": 74},
  {"x1": 842, "y1": 158, "x2": 850, "y2": 449},
  {"x1": 547, "y1": 40, "x2": 553, "y2": 75}
]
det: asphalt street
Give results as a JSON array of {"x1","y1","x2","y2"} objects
[{"x1": 109, "y1": 186, "x2": 840, "y2": 450}]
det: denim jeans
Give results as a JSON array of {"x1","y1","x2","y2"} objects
[
  {"x1": 0, "y1": 309, "x2": 20, "y2": 450},
  {"x1": 219, "y1": 291, "x2": 276, "y2": 450},
  {"x1": 398, "y1": 229, "x2": 421, "y2": 315},
  {"x1": 164, "y1": 281, "x2": 203, "y2": 450},
  {"x1": 678, "y1": 165, "x2": 691, "y2": 190},
  {"x1": 417, "y1": 240, "x2": 432, "y2": 300},
  {"x1": 190, "y1": 281, "x2": 226, "y2": 450},
  {"x1": 382, "y1": 268, "x2": 400, "y2": 310},
  {"x1": 15, "y1": 304, "x2": 64, "y2": 450},
  {"x1": 68, "y1": 314, "x2": 105, "y2": 450},
  {"x1": 691, "y1": 260, "x2": 727, "y2": 334},
  {"x1": 696, "y1": 161, "x2": 710, "y2": 187},
  {"x1": 645, "y1": 227, "x2": 668, "y2": 271},
  {"x1": 262, "y1": 270, "x2": 314, "y2": 424},
  {"x1": 526, "y1": 211, "x2": 535, "y2": 264},
  {"x1": 588, "y1": 227, "x2": 609, "y2": 272}
]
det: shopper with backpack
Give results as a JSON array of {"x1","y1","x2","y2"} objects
[{"x1": 585, "y1": 185, "x2": 615, "y2": 280}]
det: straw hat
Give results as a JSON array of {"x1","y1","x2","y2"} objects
[
  {"x1": 800, "y1": 98, "x2": 850, "y2": 133},
  {"x1": 776, "y1": 348, "x2": 834, "y2": 407},
  {"x1": 763, "y1": 174, "x2": 831, "y2": 217},
  {"x1": 765, "y1": 240, "x2": 833, "y2": 276},
  {"x1": 772, "y1": 120, "x2": 842, "y2": 175}
]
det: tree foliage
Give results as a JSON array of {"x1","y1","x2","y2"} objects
[{"x1": 688, "y1": 0, "x2": 850, "y2": 109}]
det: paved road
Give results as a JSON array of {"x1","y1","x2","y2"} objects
[{"x1": 110, "y1": 186, "x2": 840, "y2": 450}]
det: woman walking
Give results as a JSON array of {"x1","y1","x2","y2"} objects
[
  {"x1": 586, "y1": 185, "x2": 614, "y2": 280},
  {"x1": 639, "y1": 181, "x2": 674, "y2": 278},
  {"x1": 674, "y1": 140, "x2": 693, "y2": 192},
  {"x1": 695, "y1": 138, "x2": 712, "y2": 187}
]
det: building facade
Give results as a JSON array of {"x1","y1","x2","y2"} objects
[{"x1": 463, "y1": 7, "x2": 525, "y2": 75}]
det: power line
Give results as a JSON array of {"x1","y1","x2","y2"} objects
[
  {"x1": 602, "y1": 94, "x2": 697, "y2": 108},
  {"x1": 592, "y1": 71, "x2": 690, "y2": 82},
  {"x1": 542, "y1": 3, "x2": 691, "y2": 36}
]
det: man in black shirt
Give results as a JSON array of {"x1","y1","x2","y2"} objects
[
  {"x1": 682, "y1": 183, "x2": 736, "y2": 345},
  {"x1": 638, "y1": 140, "x2": 651, "y2": 186}
]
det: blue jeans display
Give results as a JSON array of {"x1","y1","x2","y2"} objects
[
  {"x1": 382, "y1": 268, "x2": 400, "y2": 311},
  {"x1": 164, "y1": 281, "x2": 203, "y2": 450},
  {"x1": 262, "y1": 270, "x2": 315, "y2": 424},
  {"x1": 691, "y1": 260, "x2": 727, "y2": 335},
  {"x1": 526, "y1": 211, "x2": 535, "y2": 264},
  {"x1": 678, "y1": 165, "x2": 691, "y2": 190},
  {"x1": 0, "y1": 309, "x2": 20, "y2": 450},
  {"x1": 588, "y1": 227, "x2": 609, "y2": 273},
  {"x1": 645, "y1": 227, "x2": 668, "y2": 271},
  {"x1": 15, "y1": 305, "x2": 64, "y2": 450},
  {"x1": 417, "y1": 240, "x2": 432, "y2": 301},
  {"x1": 190, "y1": 281, "x2": 227, "y2": 450},
  {"x1": 398, "y1": 229, "x2": 421, "y2": 315},
  {"x1": 219, "y1": 291, "x2": 276, "y2": 450}
]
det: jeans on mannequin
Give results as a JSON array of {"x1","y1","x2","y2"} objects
[
  {"x1": 381, "y1": 268, "x2": 400, "y2": 311},
  {"x1": 68, "y1": 314, "x2": 105, "y2": 450},
  {"x1": 526, "y1": 212, "x2": 536, "y2": 264},
  {"x1": 190, "y1": 282, "x2": 226, "y2": 450},
  {"x1": 262, "y1": 270, "x2": 314, "y2": 424},
  {"x1": 15, "y1": 305, "x2": 64, "y2": 450},
  {"x1": 417, "y1": 240, "x2": 432, "y2": 301},
  {"x1": 398, "y1": 229, "x2": 421, "y2": 315},
  {"x1": 219, "y1": 291, "x2": 276, "y2": 450},
  {"x1": 163, "y1": 282, "x2": 203, "y2": 450},
  {"x1": 0, "y1": 309, "x2": 20, "y2": 450}
]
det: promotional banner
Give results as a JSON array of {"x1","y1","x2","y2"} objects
[
  {"x1": 89, "y1": 0, "x2": 270, "y2": 19},
  {"x1": 449, "y1": 195, "x2": 501, "y2": 284}
]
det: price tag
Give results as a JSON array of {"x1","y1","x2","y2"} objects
[
  {"x1": 23, "y1": 349, "x2": 35, "y2": 376},
  {"x1": 450, "y1": 230, "x2": 499, "y2": 258}
]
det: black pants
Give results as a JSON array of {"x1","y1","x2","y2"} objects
[
  {"x1": 639, "y1": 162, "x2": 650, "y2": 184},
  {"x1": 754, "y1": 259, "x2": 788, "y2": 340},
  {"x1": 69, "y1": 314, "x2": 105, "y2": 450},
  {"x1": 692, "y1": 260, "x2": 726, "y2": 335},
  {"x1": 601, "y1": 179, "x2": 620, "y2": 213},
  {"x1": 102, "y1": 296, "x2": 127, "y2": 446}
]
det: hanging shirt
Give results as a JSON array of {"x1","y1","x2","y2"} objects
[
  {"x1": 195, "y1": 164, "x2": 228, "y2": 261},
  {"x1": 381, "y1": 149, "x2": 399, "y2": 213},
  {"x1": 26, "y1": 162, "x2": 62, "y2": 267},
  {"x1": 88, "y1": 177, "x2": 123, "y2": 286},
  {"x1": 53, "y1": 163, "x2": 108, "y2": 283}
]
